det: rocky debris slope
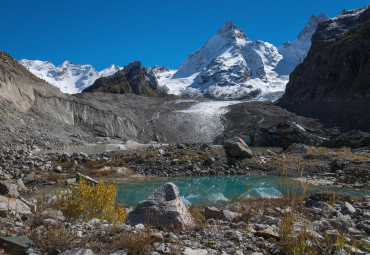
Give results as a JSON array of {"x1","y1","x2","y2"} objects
[
  {"x1": 279, "y1": 5, "x2": 370, "y2": 132},
  {"x1": 0, "y1": 51, "x2": 65, "y2": 112},
  {"x1": 0, "y1": 51, "x2": 99, "y2": 148},
  {"x1": 125, "y1": 182, "x2": 195, "y2": 231},
  {"x1": 323, "y1": 130, "x2": 370, "y2": 148},
  {"x1": 220, "y1": 101, "x2": 370, "y2": 148},
  {"x1": 217, "y1": 101, "x2": 332, "y2": 148},
  {"x1": 19, "y1": 59, "x2": 121, "y2": 94},
  {"x1": 83, "y1": 61, "x2": 169, "y2": 98}
]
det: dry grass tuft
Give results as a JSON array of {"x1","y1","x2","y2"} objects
[
  {"x1": 188, "y1": 204, "x2": 206, "y2": 230},
  {"x1": 115, "y1": 232, "x2": 152, "y2": 255},
  {"x1": 306, "y1": 147, "x2": 330, "y2": 156},
  {"x1": 340, "y1": 146, "x2": 352, "y2": 152},
  {"x1": 29, "y1": 224, "x2": 78, "y2": 253},
  {"x1": 57, "y1": 161, "x2": 75, "y2": 169},
  {"x1": 347, "y1": 155, "x2": 370, "y2": 160},
  {"x1": 200, "y1": 151, "x2": 211, "y2": 160},
  {"x1": 46, "y1": 172, "x2": 64, "y2": 182}
]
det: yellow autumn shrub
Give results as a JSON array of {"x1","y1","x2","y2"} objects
[{"x1": 50, "y1": 179, "x2": 126, "y2": 223}]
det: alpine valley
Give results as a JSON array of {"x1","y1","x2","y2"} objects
[{"x1": 0, "y1": 4, "x2": 370, "y2": 255}]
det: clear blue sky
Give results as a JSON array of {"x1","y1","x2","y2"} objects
[{"x1": 1, "y1": 0, "x2": 368, "y2": 70}]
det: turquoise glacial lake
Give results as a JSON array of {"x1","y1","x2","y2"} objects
[{"x1": 116, "y1": 175, "x2": 366, "y2": 206}]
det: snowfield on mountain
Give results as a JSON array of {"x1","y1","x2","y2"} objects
[{"x1": 19, "y1": 59, "x2": 122, "y2": 94}]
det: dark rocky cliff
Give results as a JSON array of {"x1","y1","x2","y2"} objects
[
  {"x1": 83, "y1": 61, "x2": 168, "y2": 98},
  {"x1": 279, "y1": 6, "x2": 370, "y2": 132}
]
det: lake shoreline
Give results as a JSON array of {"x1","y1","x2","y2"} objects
[
  {"x1": 11, "y1": 142, "x2": 367, "y2": 205},
  {"x1": 1, "y1": 142, "x2": 369, "y2": 254},
  {"x1": 2, "y1": 142, "x2": 367, "y2": 193}
]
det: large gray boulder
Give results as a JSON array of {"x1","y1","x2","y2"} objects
[
  {"x1": 223, "y1": 137, "x2": 253, "y2": 159},
  {"x1": 125, "y1": 182, "x2": 195, "y2": 232},
  {"x1": 0, "y1": 181, "x2": 20, "y2": 197},
  {"x1": 0, "y1": 195, "x2": 32, "y2": 215},
  {"x1": 76, "y1": 173, "x2": 98, "y2": 185},
  {"x1": 0, "y1": 236, "x2": 34, "y2": 255}
]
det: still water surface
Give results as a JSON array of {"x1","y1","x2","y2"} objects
[{"x1": 116, "y1": 175, "x2": 366, "y2": 206}]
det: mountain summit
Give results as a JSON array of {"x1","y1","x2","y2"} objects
[
  {"x1": 216, "y1": 20, "x2": 250, "y2": 41},
  {"x1": 298, "y1": 14, "x2": 329, "y2": 41},
  {"x1": 155, "y1": 15, "x2": 329, "y2": 100},
  {"x1": 173, "y1": 20, "x2": 252, "y2": 80},
  {"x1": 83, "y1": 61, "x2": 170, "y2": 98},
  {"x1": 158, "y1": 20, "x2": 286, "y2": 100}
]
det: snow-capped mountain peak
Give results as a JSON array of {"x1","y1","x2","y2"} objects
[
  {"x1": 297, "y1": 14, "x2": 330, "y2": 41},
  {"x1": 98, "y1": 64, "x2": 122, "y2": 77},
  {"x1": 217, "y1": 20, "x2": 250, "y2": 42},
  {"x1": 61, "y1": 60, "x2": 71, "y2": 67},
  {"x1": 274, "y1": 14, "x2": 330, "y2": 75},
  {"x1": 19, "y1": 59, "x2": 122, "y2": 94},
  {"x1": 160, "y1": 20, "x2": 289, "y2": 100},
  {"x1": 155, "y1": 15, "x2": 331, "y2": 100},
  {"x1": 173, "y1": 21, "x2": 252, "y2": 80}
]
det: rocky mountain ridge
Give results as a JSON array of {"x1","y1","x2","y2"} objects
[
  {"x1": 279, "y1": 5, "x2": 370, "y2": 132},
  {"x1": 1, "y1": 51, "x2": 245, "y2": 146},
  {"x1": 19, "y1": 13, "x2": 328, "y2": 101},
  {"x1": 82, "y1": 61, "x2": 169, "y2": 98},
  {"x1": 0, "y1": 47, "x2": 369, "y2": 153},
  {"x1": 275, "y1": 14, "x2": 329, "y2": 75},
  {"x1": 0, "y1": 51, "x2": 65, "y2": 112},
  {"x1": 19, "y1": 59, "x2": 122, "y2": 94}
]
